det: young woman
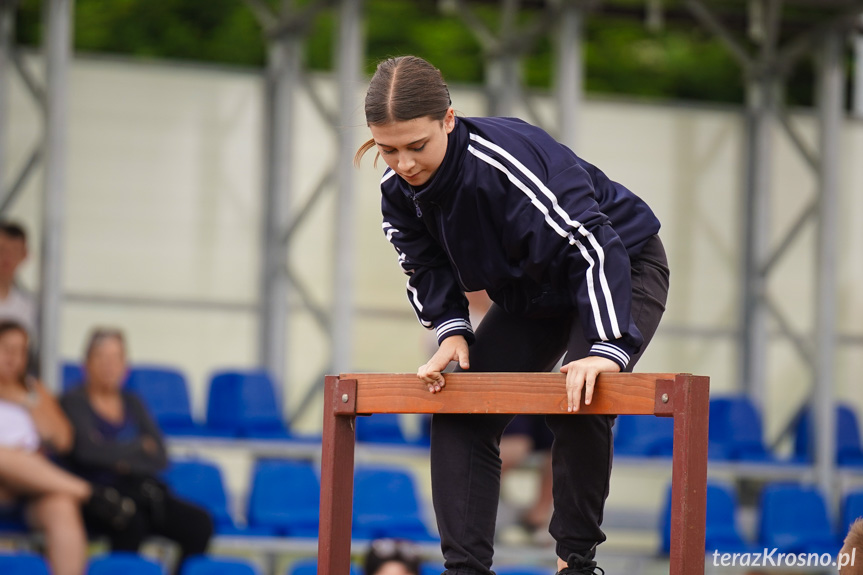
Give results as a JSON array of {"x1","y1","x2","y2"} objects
[
  {"x1": 356, "y1": 56, "x2": 669, "y2": 575},
  {"x1": 0, "y1": 321, "x2": 134, "y2": 575},
  {"x1": 60, "y1": 329, "x2": 212, "y2": 575}
]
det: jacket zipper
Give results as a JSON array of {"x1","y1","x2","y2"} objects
[
  {"x1": 433, "y1": 206, "x2": 471, "y2": 291},
  {"x1": 411, "y1": 189, "x2": 423, "y2": 217}
]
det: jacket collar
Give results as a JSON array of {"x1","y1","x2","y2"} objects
[{"x1": 404, "y1": 117, "x2": 469, "y2": 204}]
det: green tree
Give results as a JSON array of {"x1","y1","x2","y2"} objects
[{"x1": 14, "y1": 0, "x2": 824, "y2": 106}]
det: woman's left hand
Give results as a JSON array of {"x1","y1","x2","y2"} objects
[{"x1": 560, "y1": 356, "x2": 621, "y2": 412}]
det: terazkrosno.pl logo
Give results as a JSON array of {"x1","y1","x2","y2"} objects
[{"x1": 712, "y1": 548, "x2": 856, "y2": 570}]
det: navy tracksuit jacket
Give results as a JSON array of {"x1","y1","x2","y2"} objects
[{"x1": 380, "y1": 116, "x2": 660, "y2": 370}]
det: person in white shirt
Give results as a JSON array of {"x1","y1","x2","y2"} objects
[{"x1": 0, "y1": 321, "x2": 134, "y2": 575}]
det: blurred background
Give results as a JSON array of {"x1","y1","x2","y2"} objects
[{"x1": 2, "y1": 0, "x2": 863, "y2": 574}]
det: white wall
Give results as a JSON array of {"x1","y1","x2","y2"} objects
[{"x1": 5, "y1": 54, "x2": 863, "y2": 440}]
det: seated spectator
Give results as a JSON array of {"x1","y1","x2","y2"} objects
[
  {"x1": 0, "y1": 222, "x2": 38, "y2": 373},
  {"x1": 840, "y1": 518, "x2": 862, "y2": 574},
  {"x1": 0, "y1": 223, "x2": 36, "y2": 335},
  {"x1": 363, "y1": 539, "x2": 421, "y2": 575},
  {"x1": 61, "y1": 328, "x2": 213, "y2": 575},
  {"x1": 0, "y1": 321, "x2": 134, "y2": 575}
]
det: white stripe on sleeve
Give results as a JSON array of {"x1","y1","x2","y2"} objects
[
  {"x1": 406, "y1": 280, "x2": 432, "y2": 328},
  {"x1": 573, "y1": 240, "x2": 608, "y2": 342},
  {"x1": 590, "y1": 342, "x2": 630, "y2": 367},
  {"x1": 435, "y1": 318, "x2": 473, "y2": 341}
]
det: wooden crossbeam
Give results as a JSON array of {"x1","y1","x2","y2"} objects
[{"x1": 318, "y1": 372, "x2": 709, "y2": 575}]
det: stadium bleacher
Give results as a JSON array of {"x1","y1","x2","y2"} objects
[
  {"x1": 206, "y1": 371, "x2": 292, "y2": 440},
  {"x1": 181, "y1": 556, "x2": 261, "y2": 575},
  {"x1": 758, "y1": 484, "x2": 843, "y2": 555},
  {"x1": 660, "y1": 481, "x2": 758, "y2": 555},
  {"x1": 794, "y1": 404, "x2": 863, "y2": 467},
  {"x1": 87, "y1": 553, "x2": 165, "y2": 575},
  {"x1": 126, "y1": 366, "x2": 213, "y2": 437},
  {"x1": 352, "y1": 466, "x2": 437, "y2": 542},
  {"x1": 0, "y1": 552, "x2": 51, "y2": 575},
  {"x1": 246, "y1": 459, "x2": 320, "y2": 537}
]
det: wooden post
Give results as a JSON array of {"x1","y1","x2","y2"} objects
[
  {"x1": 667, "y1": 374, "x2": 710, "y2": 575},
  {"x1": 317, "y1": 376, "x2": 358, "y2": 574}
]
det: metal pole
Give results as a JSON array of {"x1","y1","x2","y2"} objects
[
  {"x1": 556, "y1": 0, "x2": 582, "y2": 150},
  {"x1": 738, "y1": 69, "x2": 773, "y2": 406},
  {"x1": 0, "y1": 1, "x2": 12, "y2": 198},
  {"x1": 39, "y1": 0, "x2": 73, "y2": 392},
  {"x1": 259, "y1": 2, "x2": 300, "y2": 386},
  {"x1": 854, "y1": 16, "x2": 863, "y2": 118},
  {"x1": 486, "y1": 0, "x2": 520, "y2": 117},
  {"x1": 814, "y1": 29, "x2": 843, "y2": 502},
  {"x1": 331, "y1": 0, "x2": 362, "y2": 373},
  {"x1": 486, "y1": 52, "x2": 520, "y2": 117}
]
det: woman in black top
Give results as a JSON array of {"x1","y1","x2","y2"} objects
[
  {"x1": 356, "y1": 56, "x2": 670, "y2": 575},
  {"x1": 61, "y1": 328, "x2": 212, "y2": 574}
]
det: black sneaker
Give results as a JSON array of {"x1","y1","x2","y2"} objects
[
  {"x1": 85, "y1": 485, "x2": 137, "y2": 531},
  {"x1": 555, "y1": 551, "x2": 604, "y2": 575}
]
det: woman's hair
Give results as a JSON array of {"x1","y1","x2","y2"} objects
[
  {"x1": 0, "y1": 321, "x2": 29, "y2": 383},
  {"x1": 0, "y1": 221, "x2": 27, "y2": 242},
  {"x1": 362, "y1": 538, "x2": 421, "y2": 575},
  {"x1": 0, "y1": 320, "x2": 27, "y2": 341},
  {"x1": 840, "y1": 518, "x2": 863, "y2": 574},
  {"x1": 354, "y1": 56, "x2": 452, "y2": 167},
  {"x1": 83, "y1": 327, "x2": 126, "y2": 361}
]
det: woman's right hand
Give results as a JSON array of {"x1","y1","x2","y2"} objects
[{"x1": 418, "y1": 335, "x2": 470, "y2": 393}]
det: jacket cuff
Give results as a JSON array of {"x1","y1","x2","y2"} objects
[
  {"x1": 435, "y1": 317, "x2": 475, "y2": 346},
  {"x1": 589, "y1": 341, "x2": 634, "y2": 371}
]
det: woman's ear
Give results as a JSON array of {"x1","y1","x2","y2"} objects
[{"x1": 444, "y1": 107, "x2": 455, "y2": 134}]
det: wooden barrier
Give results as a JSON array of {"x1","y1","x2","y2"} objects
[{"x1": 317, "y1": 372, "x2": 710, "y2": 575}]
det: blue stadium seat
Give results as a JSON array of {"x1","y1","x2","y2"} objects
[
  {"x1": 708, "y1": 396, "x2": 776, "y2": 462},
  {"x1": 416, "y1": 414, "x2": 432, "y2": 446},
  {"x1": 613, "y1": 415, "x2": 674, "y2": 457},
  {"x1": 759, "y1": 484, "x2": 841, "y2": 555},
  {"x1": 353, "y1": 466, "x2": 436, "y2": 541},
  {"x1": 493, "y1": 566, "x2": 552, "y2": 575},
  {"x1": 421, "y1": 562, "x2": 443, "y2": 575},
  {"x1": 206, "y1": 370, "x2": 290, "y2": 439},
  {"x1": 62, "y1": 361, "x2": 85, "y2": 392},
  {"x1": 356, "y1": 413, "x2": 408, "y2": 444},
  {"x1": 0, "y1": 553, "x2": 51, "y2": 575},
  {"x1": 842, "y1": 491, "x2": 863, "y2": 533},
  {"x1": 88, "y1": 553, "x2": 165, "y2": 575},
  {"x1": 126, "y1": 366, "x2": 210, "y2": 437},
  {"x1": 793, "y1": 404, "x2": 863, "y2": 467},
  {"x1": 660, "y1": 482, "x2": 755, "y2": 554},
  {"x1": 181, "y1": 556, "x2": 260, "y2": 575},
  {"x1": 247, "y1": 460, "x2": 319, "y2": 537},
  {"x1": 286, "y1": 559, "x2": 318, "y2": 575},
  {"x1": 162, "y1": 459, "x2": 242, "y2": 535}
]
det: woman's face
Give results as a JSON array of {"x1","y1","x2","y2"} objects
[
  {"x1": 0, "y1": 329, "x2": 28, "y2": 381},
  {"x1": 85, "y1": 337, "x2": 127, "y2": 392},
  {"x1": 369, "y1": 108, "x2": 455, "y2": 187}
]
